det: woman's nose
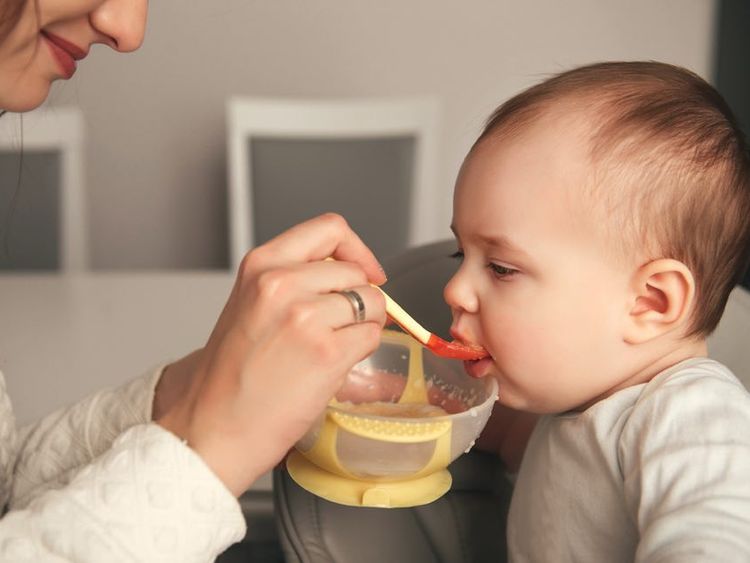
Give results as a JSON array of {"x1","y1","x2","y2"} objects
[
  {"x1": 443, "y1": 266, "x2": 479, "y2": 315},
  {"x1": 90, "y1": 0, "x2": 148, "y2": 52}
]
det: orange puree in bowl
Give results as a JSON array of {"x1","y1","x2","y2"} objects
[{"x1": 336, "y1": 401, "x2": 448, "y2": 418}]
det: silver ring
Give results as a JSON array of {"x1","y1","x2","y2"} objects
[{"x1": 336, "y1": 290, "x2": 366, "y2": 323}]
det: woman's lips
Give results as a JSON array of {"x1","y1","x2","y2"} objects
[{"x1": 41, "y1": 31, "x2": 87, "y2": 79}]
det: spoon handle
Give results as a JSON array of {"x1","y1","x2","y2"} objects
[{"x1": 375, "y1": 287, "x2": 488, "y2": 361}]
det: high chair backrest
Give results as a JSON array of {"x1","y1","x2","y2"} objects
[{"x1": 708, "y1": 285, "x2": 750, "y2": 390}]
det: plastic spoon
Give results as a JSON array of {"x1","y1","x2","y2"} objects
[
  {"x1": 375, "y1": 286, "x2": 489, "y2": 361},
  {"x1": 324, "y1": 257, "x2": 488, "y2": 360}
]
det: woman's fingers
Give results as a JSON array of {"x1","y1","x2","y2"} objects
[
  {"x1": 329, "y1": 321, "x2": 384, "y2": 379},
  {"x1": 324, "y1": 285, "x2": 387, "y2": 329},
  {"x1": 241, "y1": 214, "x2": 386, "y2": 285},
  {"x1": 255, "y1": 259, "x2": 371, "y2": 301},
  {"x1": 215, "y1": 252, "x2": 375, "y2": 342},
  {"x1": 277, "y1": 286, "x2": 385, "y2": 344}
]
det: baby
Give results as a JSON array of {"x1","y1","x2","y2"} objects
[{"x1": 446, "y1": 61, "x2": 750, "y2": 561}]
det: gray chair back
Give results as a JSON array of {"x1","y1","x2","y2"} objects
[{"x1": 0, "y1": 150, "x2": 62, "y2": 270}]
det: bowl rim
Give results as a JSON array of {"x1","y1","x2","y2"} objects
[{"x1": 328, "y1": 376, "x2": 499, "y2": 423}]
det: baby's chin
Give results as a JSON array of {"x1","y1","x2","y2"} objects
[{"x1": 495, "y1": 388, "x2": 583, "y2": 415}]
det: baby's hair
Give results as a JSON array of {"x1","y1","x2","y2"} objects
[{"x1": 475, "y1": 61, "x2": 750, "y2": 337}]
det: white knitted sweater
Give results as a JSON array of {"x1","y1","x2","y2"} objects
[{"x1": 0, "y1": 368, "x2": 245, "y2": 562}]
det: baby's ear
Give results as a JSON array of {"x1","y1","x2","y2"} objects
[{"x1": 623, "y1": 259, "x2": 696, "y2": 344}]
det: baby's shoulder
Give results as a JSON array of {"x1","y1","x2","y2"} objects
[
  {"x1": 623, "y1": 358, "x2": 750, "y2": 444},
  {"x1": 640, "y1": 357, "x2": 747, "y2": 405}
]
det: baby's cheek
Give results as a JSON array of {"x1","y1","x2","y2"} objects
[
  {"x1": 498, "y1": 329, "x2": 559, "y2": 384},
  {"x1": 491, "y1": 320, "x2": 539, "y2": 360}
]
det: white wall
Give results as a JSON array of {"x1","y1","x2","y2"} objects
[{"x1": 47, "y1": 0, "x2": 717, "y2": 269}]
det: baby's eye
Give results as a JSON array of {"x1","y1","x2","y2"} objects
[
  {"x1": 487, "y1": 262, "x2": 517, "y2": 279},
  {"x1": 449, "y1": 250, "x2": 464, "y2": 261}
]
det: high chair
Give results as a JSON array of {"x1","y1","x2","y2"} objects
[{"x1": 272, "y1": 240, "x2": 514, "y2": 563}]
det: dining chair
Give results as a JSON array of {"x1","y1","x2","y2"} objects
[
  {"x1": 225, "y1": 97, "x2": 441, "y2": 270},
  {"x1": 0, "y1": 107, "x2": 86, "y2": 271}
]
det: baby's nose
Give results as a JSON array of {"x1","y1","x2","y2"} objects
[{"x1": 444, "y1": 271, "x2": 479, "y2": 315}]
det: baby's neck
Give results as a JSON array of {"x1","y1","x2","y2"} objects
[
  {"x1": 579, "y1": 338, "x2": 708, "y2": 411},
  {"x1": 638, "y1": 337, "x2": 707, "y2": 377}
]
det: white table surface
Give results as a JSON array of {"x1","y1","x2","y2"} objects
[{"x1": 0, "y1": 271, "x2": 273, "y2": 491}]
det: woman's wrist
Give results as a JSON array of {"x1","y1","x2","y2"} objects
[
  {"x1": 153, "y1": 349, "x2": 264, "y2": 496},
  {"x1": 152, "y1": 348, "x2": 202, "y2": 421},
  {"x1": 157, "y1": 402, "x2": 265, "y2": 497}
]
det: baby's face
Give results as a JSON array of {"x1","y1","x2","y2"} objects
[{"x1": 446, "y1": 118, "x2": 638, "y2": 413}]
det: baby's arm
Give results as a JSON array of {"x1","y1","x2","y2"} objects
[
  {"x1": 621, "y1": 365, "x2": 750, "y2": 561},
  {"x1": 475, "y1": 403, "x2": 538, "y2": 473}
]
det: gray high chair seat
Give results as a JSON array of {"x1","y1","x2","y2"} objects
[{"x1": 272, "y1": 240, "x2": 513, "y2": 563}]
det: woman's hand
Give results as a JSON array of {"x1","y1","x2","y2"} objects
[{"x1": 157, "y1": 213, "x2": 387, "y2": 496}]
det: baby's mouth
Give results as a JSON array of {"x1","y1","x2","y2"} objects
[
  {"x1": 450, "y1": 338, "x2": 493, "y2": 378},
  {"x1": 462, "y1": 355, "x2": 493, "y2": 378}
]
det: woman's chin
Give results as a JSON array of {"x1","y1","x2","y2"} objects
[{"x1": 1, "y1": 81, "x2": 51, "y2": 113}]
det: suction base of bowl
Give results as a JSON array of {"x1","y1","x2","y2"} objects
[{"x1": 286, "y1": 450, "x2": 452, "y2": 508}]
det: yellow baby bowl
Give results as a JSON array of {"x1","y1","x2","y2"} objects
[{"x1": 286, "y1": 329, "x2": 498, "y2": 508}]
